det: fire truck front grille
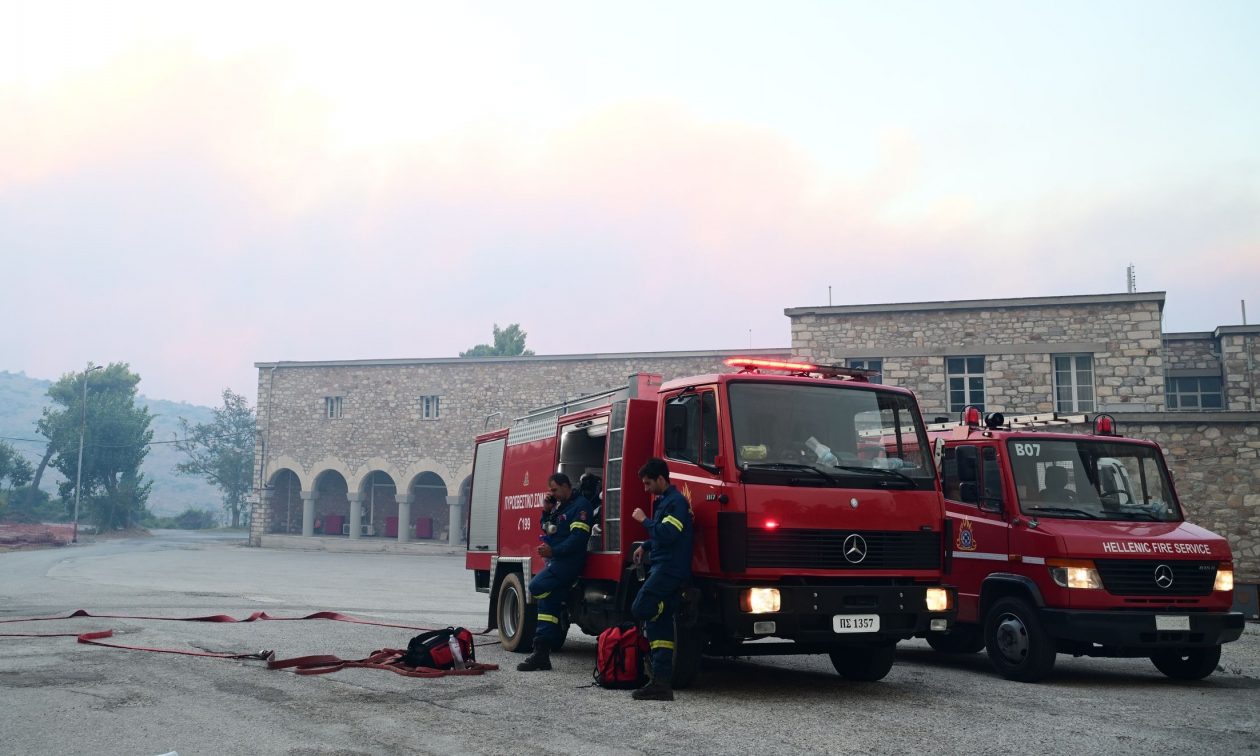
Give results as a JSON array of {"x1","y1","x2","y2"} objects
[
  {"x1": 1094, "y1": 560, "x2": 1217, "y2": 596},
  {"x1": 745, "y1": 529, "x2": 939, "y2": 570}
]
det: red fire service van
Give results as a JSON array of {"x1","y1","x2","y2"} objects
[
  {"x1": 465, "y1": 358, "x2": 956, "y2": 686},
  {"x1": 923, "y1": 408, "x2": 1244, "y2": 682}
]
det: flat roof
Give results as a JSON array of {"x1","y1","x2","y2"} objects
[
  {"x1": 1163, "y1": 331, "x2": 1215, "y2": 341},
  {"x1": 1215, "y1": 325, "x2": 1260, "y2": 337},
  {"x1": 255, "y1": 347, "x2": 791, "y2": 370},
  {"x1": 785, "y1": 291, "x2": 1166, "y2": 318}
]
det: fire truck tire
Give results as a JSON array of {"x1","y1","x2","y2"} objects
[
  {"x1": 925, "y1": 623, "x2": 985, "y2": 654},
  {"x1": 1150, "y1": 646, "x2": 1221, "y2": 680},
  {"x1": 829, "y1": 643, "x2": 896, "y2": 681},
  {"x1": 984, "y1": 597, "x2": 1056, "y2": 682},
  {"x1": 496, "y1": 572, "x2": 536, "y2": 653}
]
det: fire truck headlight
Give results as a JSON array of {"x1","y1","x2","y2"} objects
[
  {"x1": 740, "y1": 588, "x2": 781, "y2": 614},
  {"x1": 1048, "y1": 559, "x2": 1102, "y2": 589},
  {"x1": 1214, "y1": 568, "x2": 1233, "y2": 592},
  {"x1": 925, "y1": 588, "x2": 951, "y2": 612}
]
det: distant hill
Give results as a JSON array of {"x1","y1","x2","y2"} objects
[{"x1": 0, "y1": 370, "x2": 223, "y2": 517}]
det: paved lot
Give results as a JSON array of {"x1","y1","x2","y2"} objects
[{"x1": 2, "y1": 531, "x2": 1257, "y2": 756}]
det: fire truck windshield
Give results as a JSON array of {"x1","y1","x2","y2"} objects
[
  {"x1": 728, "y1": 382, "x2": 935, "y2": 490},
  {"x1": 1008, "y1": 439, "x2": 1182, "y2": 522}
]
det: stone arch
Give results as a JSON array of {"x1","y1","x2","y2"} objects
[
  {"x1": 266, "y1": 468, "x2": 303, "y2": 534},
  {"x1": 359, "y1": 469, "x2": 398, "y2": 537},
  {"x1": 313, "y1": 468, "x2": 350, "y2": 536},
  {"x1": 405, "y1": 470, "x2": 449, "y2": 540},
  {"x1": 265, "y1": 455, "x2": 308, "y2": 491},
  {"x1": 349, "y1": 457, "x2": 405, "y2": 495}
]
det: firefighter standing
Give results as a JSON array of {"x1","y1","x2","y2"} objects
[
  {"x1": 518, "y1": 473, "x2": 593, "y2": 671},
  {"x1": 629, "y1": 457, "x2": 693, "y2": 701}
]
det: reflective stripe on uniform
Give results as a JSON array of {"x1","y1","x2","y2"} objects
[
  {"x1": 537, "y1": 613, "x2": 559, "y2": 624},
  {"x1": 569, "y1": 521, "x2": 591, "y2": 533},
  {"x1": 533, "y1": 591, "x2": 551, "y2": 599},
  {"x1": 651, "y1": 600, "x2": 664, "y2": 621},
  {"x1": 650, "y1": 640, "x2": 675, "y2": 651},
  {"x1": 663, "y1": 515, "x2": 684, "y2": 532}
]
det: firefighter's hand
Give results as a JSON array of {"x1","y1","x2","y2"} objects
[
  {"x1": 632, "y1": 545, "x2": 644, "y2": 565},
  {"x1": 631, "y1": 507, "x2": 646, "y2": 523},
  {"x1": 537, "y1": 543, "x2": 553, "y2": 558}
]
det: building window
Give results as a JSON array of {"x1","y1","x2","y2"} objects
[
  {"x1": 847, "y1": 358, "x2": 883, "y2": 384},
  {"x1": 325, "y1": 396, "x2": 343, "y2": 419},
  {"x1": 947, "y1": 356, "x2": 985, "y2": 413},
  {"x1": 1167, "y1": 377, "x2": 1223, "y2": 411},
  {"x1": 1053, "y1": 354, "x2": 1095, "y2": 412},
  {"x1": 422, "y1": 395, "x2": 441, "y2": 420}
]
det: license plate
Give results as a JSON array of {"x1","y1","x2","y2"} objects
[
  {"x1": 833, "y1": 614, "x2": 880, "y2": 633},
  {"x1": 1155, "y1": 615, "x2": 1190, "y2": 631}
]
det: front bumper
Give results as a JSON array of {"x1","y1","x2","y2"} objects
[
  {"x1": 713, "y1": 583, "x2": 956, "y2": 646},
  {"x1": 1039, "y1": 608, "x2": 1245, "y2": 654}
]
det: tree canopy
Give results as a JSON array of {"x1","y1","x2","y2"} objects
[
  {"x1": 175, "y1": 389, "x2": 256, "y2": 528},
  {"x1": 459, "y1": 323, "x2": 535, "y2": 357},
  {"x1": 36, "y1": 363, "x2": 153, "y2": 530}
]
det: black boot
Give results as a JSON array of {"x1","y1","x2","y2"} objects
[
  {"x1": 632, "y1": 678, "x2": 674, "y2": 701},
  {"x1": 516, "y1": 639, "x2": 551, "y2": 671}
]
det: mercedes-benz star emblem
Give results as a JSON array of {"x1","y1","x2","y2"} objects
[
  {"x1": 1154, "y1": 564, "x2": 1175, "y2": 589},
  {"x1": 843, "y1": 534, "x2": 868, "y2": 564}
]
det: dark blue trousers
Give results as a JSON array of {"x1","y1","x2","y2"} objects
[
  {"x1": 529, "y1": 564, "x2": 578, "y2": 646},
  {"x1": 631, "y1": 571, "x2": 682, "y2": 681}
]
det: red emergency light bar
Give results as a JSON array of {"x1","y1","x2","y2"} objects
[
  {"x1": 1093, "y1": 413, "x2": 1117, "y2": 436},
  {"x1": 724, "y1": 357, "x2": 874, "y2": 381}
]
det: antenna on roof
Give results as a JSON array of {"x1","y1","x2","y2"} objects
[{"x1": 1126, "y1": 264, "x2": 1136, "y2": 293}]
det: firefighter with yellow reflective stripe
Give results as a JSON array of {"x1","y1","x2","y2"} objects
[
  {"x1": 518, "y1": 473, "x2": 593, "y2": 672},
  {"x1": 629, "y1": 458, "x2": 693, "y2": 701}
]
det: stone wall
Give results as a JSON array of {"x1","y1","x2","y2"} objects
[
  {"x1": 249, "y1": 350, "x2": 786, "y2": 544},
  {"x1": 1163, "y1": 333, "x2": 1219, "y2": 371},
  {"x1": 789, "y1": 294, "x2": 1166, "y2": 417},
  {"x1": 1218, "y1": 328, "x2": 1259, "y2": 412}
]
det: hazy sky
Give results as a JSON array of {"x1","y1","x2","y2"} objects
[{"x1": 3, "y1": 0, "x2": 1257, "y2": 407}]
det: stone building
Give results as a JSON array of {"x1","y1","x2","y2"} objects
[
  {"x1": 249, "y1": 349, "x2": 787, "y2": 547},
  {"x1": 248, "y1": 291, "x2": 1259, "y2": 593},
  {"x1": 786, "y1": 292, "x2": 1260, "y2": 585}
]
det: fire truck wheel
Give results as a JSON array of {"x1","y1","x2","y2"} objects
[
  {"x1": 925, "y1": 624, "x2": 985, "y2": 654},
  {"x1": 984, "y1": 597, "x2": 1056, "y2": 682},
  {"x1": 496, "y1": 572, "x2": 536, "y2": 653},
  {"x1": 1150, "y1": 646, "x2": 1221, "y2": 680},
  {"x1": 829, "y1": 643, "x2": 896, "y2": 681}
]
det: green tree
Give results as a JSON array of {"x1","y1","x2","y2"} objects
[
  {"x1": 459, "y1": 323, "x2": 535, "y2": 357},
  {"x1": 174, "y1": 389, "x2": 256, "y2": 528},
  {"x1": 0, "y1": 440, "x2": 36, "y2": 520},
  {"x1": 36, "y1": 363, "x2": 154, "y2": 530}
]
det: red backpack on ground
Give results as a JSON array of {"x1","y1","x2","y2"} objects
[{"x1": 593, "y1": 623, "x2": 650, "y2": 689}]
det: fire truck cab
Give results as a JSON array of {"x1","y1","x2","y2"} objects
[
  {"x1": 926, "y1": 408, "x2": 1244, "y2": 682},
  {"x1": 465, "y1": 359, "x2": 956, "y2": 686}
]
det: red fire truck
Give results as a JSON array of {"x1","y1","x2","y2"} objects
[
  {"x1": 923, "y1": 408, "x2": 1244, "y2": 682},
  {"x1": 464, "y1": 358, "x2": 956, "y2": 686}
]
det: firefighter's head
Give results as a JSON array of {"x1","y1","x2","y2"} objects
[
  {"x1": 547, "y1": 473, "x2": 573, "y2": 504},
  {"x1": 638, "y1": 457, "x2": 671, "y2": 496}
]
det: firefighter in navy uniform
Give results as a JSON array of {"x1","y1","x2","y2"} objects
[
  {"x1": 630, "y1": 458, "x2": 693, "y2": 701},
  {"x1": 518, "y1": 473, "x2": 593, "y2": 671}
]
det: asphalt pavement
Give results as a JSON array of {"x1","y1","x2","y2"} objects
[{"x1": 1, "y1": 531, "x2": 1257, "y2": 755}]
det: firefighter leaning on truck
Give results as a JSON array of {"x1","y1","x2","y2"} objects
[
  {"x1": 517, "y1": 473, "x2": 594, "y2": 672},
  {"x1": 629, "y1": 457, "x2": 694, "y2": 702}
]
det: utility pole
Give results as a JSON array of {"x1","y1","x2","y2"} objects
[{"x1": 73, "y1": 364, "x2": 103, "y2": 544}]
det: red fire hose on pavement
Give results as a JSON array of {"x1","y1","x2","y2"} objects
[{"x1": 0, "y1": 609, "x2": 499, "y2": 678}]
